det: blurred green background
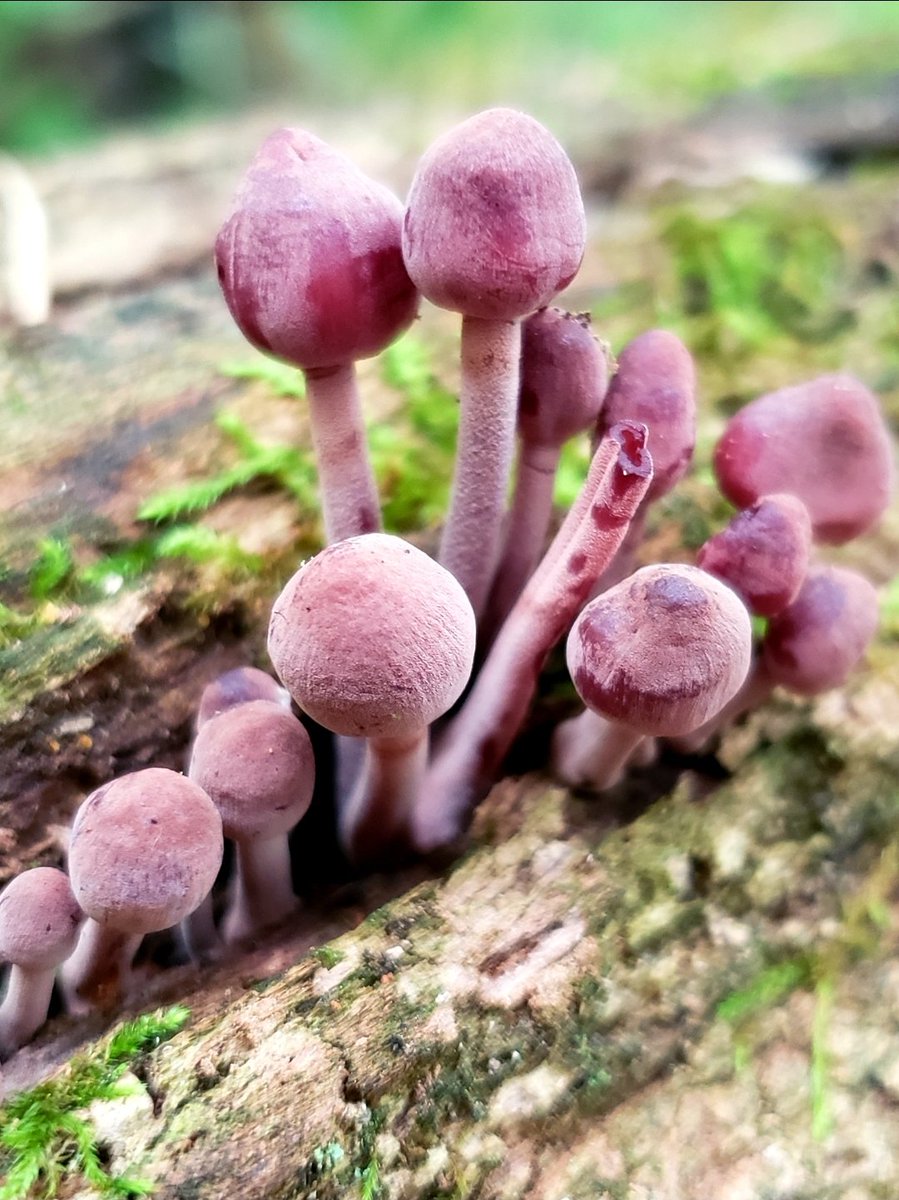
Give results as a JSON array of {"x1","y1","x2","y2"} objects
[{"x1": 3, "y1": 0, "x2": 899, "y2": 154}]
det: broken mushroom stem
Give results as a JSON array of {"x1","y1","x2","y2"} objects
[{"x1": 412, "y1": 421, "x2": 653, "y2": 853}]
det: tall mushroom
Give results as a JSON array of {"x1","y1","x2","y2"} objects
[
  {"x1": 189, "y1": 699, "x2": 315, "y2": 943},
  {"x1": 268, "y1": 534, "x2": 476, "y2": 864},
  {"x1": 64, "y1": 768, "x2": 223, "y2": 1011},
  {"x1": 552, "y1": 564, "x2": 752, "y2": 790},
  {"x1": 0, "y1": 868, "x2": 82, "y2": 1058},
  {"x1": 216, "y1": 127, "x2": 420, "y2": 542},
  {"x1": 403, "y1": 108, "x2": 586, "y2": 618}
]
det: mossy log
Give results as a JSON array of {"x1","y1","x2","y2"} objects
[{"x1": 1, "y1": 115, "x2": 898, "y2": 1198}]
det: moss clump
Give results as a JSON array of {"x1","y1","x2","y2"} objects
[{"x1": 0, "y1": 1006, "x2": 190, "y2": 1200}]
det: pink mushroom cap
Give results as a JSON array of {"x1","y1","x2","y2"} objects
[
  {"x1": 599, "y1": 329, "x2": 696, "y2": 502},
  {"x1": 216, "y1": 127, "x2": 419, "y2": 371},
  {"x1": 268, "y1": 534, "x2": 476, "y2": 739},
  {"x1": 567, "y1": 564, "x2": 752, "y2": 736},
  {"x1": 0, "y1": 868, "x2": 82, "y2": 971},
  {"x1": 402, "y1": 108, "x2": 586, "y2": 321},
  {"x1": 518, "y1": 307, "x2": 610, "y2": 448},
  {"x1": 697, "y1": 493, "x2": 813, "y2": 617},
  {"x1": 761, "y1": 565, "x2": 880, "y2": 694},
  {"x1": 189, "y1": 700, "x2": 315, "y2": 841},
  {"x1": 68, "y1": 768, "x2": 223, "y2": 936},
  {"x1": 713, "y1": 374, "x2": 895, "y2": 544}
]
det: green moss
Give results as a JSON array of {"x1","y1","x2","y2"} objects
[
  {"x1": 29, "y1": 538, "x2": 75, "y2": 601},
  {"x1": 311, "y1": 946, "x2": 345, "y2": 970},
  {"x1": 0, "y1": 1006, "x2": 190, "y2": 1200}
]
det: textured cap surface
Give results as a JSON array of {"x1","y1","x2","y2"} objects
[
  {"x1": 403, "y1": 108, "x2": 585, "y2": 320},
  {"x1": 69, "y1": 768, "x2": 223, "y2": 935},
  {"x1": 518, "y1": 308, "x2": 609, "y2": 448},
  {"x1": 196, "y1": 666, "x2": 290, "y2": 729},
  {"x1": 268, "y1": 534, "x2": 476, "y2": 738},
  {"x1": 0, "y1": 867, "x2": 82, "y2": 971},
  {"x1": 567, "y1": 564, "x2": 752, "y2": 735},
  {"x1": 190, "y1": 700, "x2": 315, "y2": 840}
]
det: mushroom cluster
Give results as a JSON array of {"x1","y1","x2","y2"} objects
[{"x1": 0, "y1": 108, "x2": 894, "y2": 1062}]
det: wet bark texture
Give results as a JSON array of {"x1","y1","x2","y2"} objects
[{"x1": 1, "y1": 112, "x2": 898, "y2": 1198}]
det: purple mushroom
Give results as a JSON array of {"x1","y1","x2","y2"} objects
[
  {"x1": 0, "y1": 868, "x2": 82, "y2": 1057},
  {"x1": 216, "y1": 127, "x2": 420, "y2": 542},
  {"x1": 553, "y1": 564, "x2": 752, "y2": 790},
  {"x1": 403, "y1": 108, "x2": 586, "y2": 618},
  {"x1": 268, "y1": 534, "x2": 476, "y2": 863}
]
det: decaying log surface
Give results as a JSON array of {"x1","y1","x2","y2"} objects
[{"x1": 1, "y1": 112, "x2": 898, "y2": 1198}]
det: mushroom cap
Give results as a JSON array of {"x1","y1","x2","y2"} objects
[
  {"x1": 567, "y1": 564, "x2": 752, "y2": 736},
  {"x1": 0, "y1": 868, "x2": 82, "y2": 972},
  {"x1": 599, "y1": 330, "x2": 696, "y2": 502},
  {"x1": 215, "y1": 127, "x2": 419, "y2": 371},
  {"x1": 713, "y1": 374, "x2": 895, "y2": 544},
  {"x1": 68, "y1": 768, "x2": 223, "y2": 936},
  {"x1": 518, "y1": 308, "x2": 609, "y2": 449},
  {"x1": 697, "y1": 493, "x2": 812, "y2": 617},
  {"x1": 402, "y1": 108, "x2": 586, "y2": 321},
  {"x1": 761, "y1": 565, "x2": 879, "y2": 694},
  {"x1": 189, "y1": 700, "x2": 315, "y2": 841},
  {"x1": 196, "y1": 666, "x2": 290, "y2": 730},
  {"x1": 268, "y1": 533, "x2": 476, "y2": 739}
]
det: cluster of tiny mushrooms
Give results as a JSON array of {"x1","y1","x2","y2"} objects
[{"x1": 0, "y1": 108, "x2": 894, "y2": 1071}]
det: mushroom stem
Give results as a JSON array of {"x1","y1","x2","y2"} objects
[
  {"x1": 551, "y1": 710, "x2": 644, "y2": 791},
  {"x1": 180, "y1": 894, "x2": 220, "y2": 963},
  {"x1": 483, "y1": 442, "x2": 560, "y2": 641},
  {"x1": 223, "y1": 836, "x2": 297, "y2": 945},
  {"x1": 62, "y1": 923, "x2": 144, "y2": 1014},
  {"x1": 340, "y1": 730, "x2": 428, "y2": 864},
  {"x1": 439, "y1": 316, "x2": 521, "y2": 618},
  {"x1": 413, "y1": 422, "x2": 652, "y2": 852},
  {"x1": 0, "y1": 155, "x2": 50, "y2": 327},
  {"x1": 305, "y1": 362, "x2": 382, "y2": 542},
  {"x1": 0, "y1": 966, "x2": 57, "y2": 1059}
]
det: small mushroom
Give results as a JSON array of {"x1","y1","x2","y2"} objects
[
  {"x1": 714, "y1": 374, "x2": 894, "y2": 544},
  {"x1": 483, "y1": 307, "x2": 610, "y2": 639},
  {"x1": 195, "y1": 666, "x2": 291, "y2": 730},
  {"x1": 697, "y1": 493, "x2": 812, "y2": 617},
  {"x1": 268, "y1": 534, "x2": 476, "y2": 863},
  {"x1": 552, "y1": 564, "x2": 752, "y2": 790},
  {"x1": 64, "y1": 768, "x2": 223, "y2": 1011},
  {"x1": 0, "y1": 868, "x2": 82, "y2": 1058},
  {"x1": 403, "y1": 108, "x2": 586, "y2": 617},
  {"x1": 216, "y1": 127, "x2": 419, "y2": 542},
  {"x1": 189, "y1": 700, "x2": 315, "y2": 943}
]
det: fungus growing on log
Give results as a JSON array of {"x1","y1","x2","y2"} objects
[
  {"x1": 0, "y1": 868, "x2": 82, "y2": 1058},
  {"x1": 403, "y1": 107, "x2": 586, "y2": 617},
  {"x1": 64, "y1": 769, "x2": 223, "y2": 1010},
  {"x1": 553, "y1": 564, "x2": 752, "y2": 790},
  {"x1": 189, "y1": 699, "x2": 315, "y2": 943},
  {"x1": 269, "y1": 533, "x2": 476, "y2": 863},
  {"x1": 216, "y1": 127, "x2": 420, "y2": 542}
]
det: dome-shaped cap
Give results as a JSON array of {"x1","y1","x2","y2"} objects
[
  {"x1": 567, "y1": 564, "x2": 752, "y2": 736},
  {"x1": 68, "y1": 768, "x2": 223, "y2": 936},
  {"x1": 402, "y1": 108, "x2": 586, "y2": 321},
  {"x1": 0, "y1": 867, "x2": 82, "y2": 972},
  {"x1": 268, "y1": 534, "x2": 476, "y2": 739},
  {"x1": 196, "y1": 666, "x2": 290, "y2": 730},
  {"x1": 190, "y1": 700, "x2": 315, "y2": 841},
  {"x1": 216, "y1": 127, "x2": 419, "y2": 371},
  {"x1": 518, "y1": 308, "x2": 609, "y2": 448}
]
